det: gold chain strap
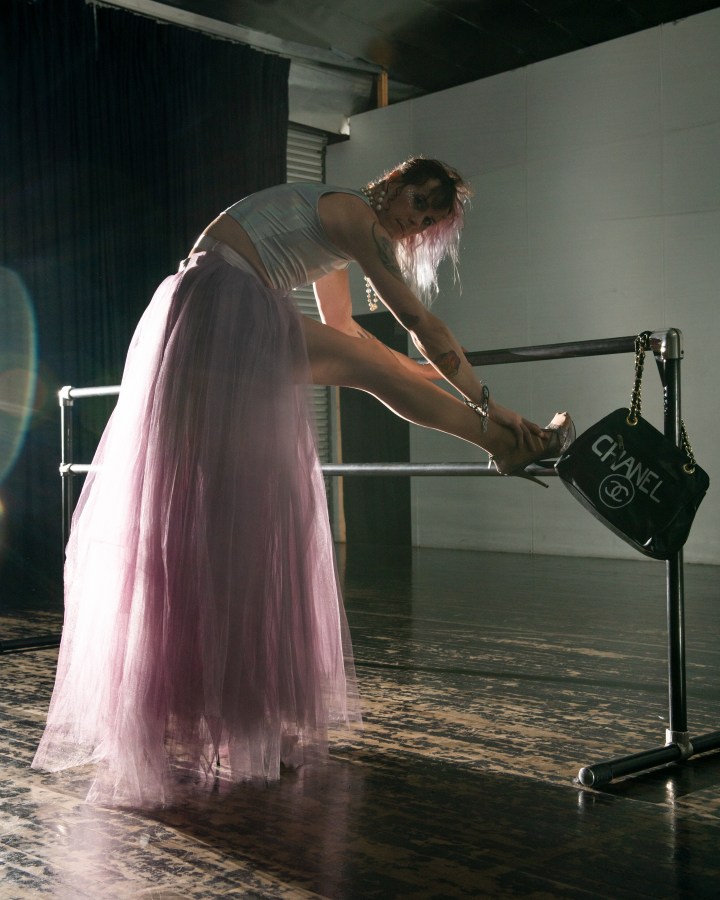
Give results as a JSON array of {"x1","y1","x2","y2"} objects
[
  {"x1": 626, "y1": 331, "x2": 650, "y2": 425},
  {"x1": 627, "y1": 330, "x2": 697, "y2": 475},
  {"x1": 681, "y1": 423, "x2": 697, "y2": 474}
]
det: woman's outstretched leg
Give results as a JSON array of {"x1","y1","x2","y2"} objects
[{"x1": 301, "y1": 317, "x2": 559, "y2": 471}]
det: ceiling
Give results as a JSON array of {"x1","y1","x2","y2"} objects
[{"x1": 114, "y1": 0, "x2": 720, "y2": 131}]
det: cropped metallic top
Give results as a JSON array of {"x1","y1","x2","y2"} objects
[{"x1": 224, "y1": 183, "x2": 367, "y2": 292}]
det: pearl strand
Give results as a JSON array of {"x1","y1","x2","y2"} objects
[
  {"x1": 360, "y1": 184, "x2": 387, "y2": 211},
  {"x1": 360, "y1": 184, "x2": 386, "y2": 310},
  {"x1": 364, "y1": 278, "x2": 379, "y2": 312}
]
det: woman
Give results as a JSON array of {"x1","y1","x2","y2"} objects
[{"x1": 33, "y1": 157, "x2": 572, "y2": 807}]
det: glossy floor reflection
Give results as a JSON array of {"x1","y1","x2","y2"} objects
[{"x1": 1, "y1": 547, "x2": 719, "y2": 898}]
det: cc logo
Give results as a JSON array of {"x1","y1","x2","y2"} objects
[{"x1": 599, "y1": 474, "x2": 635, "y2": 509}]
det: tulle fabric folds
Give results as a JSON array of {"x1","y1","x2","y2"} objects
[{"x1": 32, "y1": 250, "x2": 360, "y2": 807}]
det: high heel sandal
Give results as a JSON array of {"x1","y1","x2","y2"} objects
[{"x1": 489, "y1": 412, "x2": 576, "y2": 488}]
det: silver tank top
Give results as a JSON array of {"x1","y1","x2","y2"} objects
[{"x1": 223, "y1": 183, "x2": 367, "y2": 291}]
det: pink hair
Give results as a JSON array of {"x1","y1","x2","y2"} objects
[{"x1": 367, "y1": 157, "x2": 472, "y2": 306}]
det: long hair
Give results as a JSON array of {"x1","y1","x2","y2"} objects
[{"x1": 366, "y1": 157, "x2": 472, "y2": 306}]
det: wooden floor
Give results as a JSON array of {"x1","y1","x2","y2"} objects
[{"x1": 1, "y1": 546, "x2": 719, "y2": 898}]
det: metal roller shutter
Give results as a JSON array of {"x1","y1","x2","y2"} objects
[{"x1": 286, "y1": 126, "x2": 334, "y2": 495}]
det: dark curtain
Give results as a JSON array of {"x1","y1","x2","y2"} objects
[{"x1": 0, "y1": 0, "x2": 290, "y2": 607}]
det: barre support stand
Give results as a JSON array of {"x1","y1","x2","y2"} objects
[{"x1": 577, "y1": 331, "x2": 720, "y2": 786}]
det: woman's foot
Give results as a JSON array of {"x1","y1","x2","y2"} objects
[{"x1": 490, "y1": 412, "x2": 575, "y2": 482}]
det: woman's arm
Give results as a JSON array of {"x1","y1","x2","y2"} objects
[
  {"x1": 319, "y1": 193, "x2": 543, "y2": 441},
  {"x1": 313, "y1": 269, "x2": 444, "y2": 381},
  {"x1": 313, "y1": 269, "x2": 357, "y2": 333},
  {"x1": 319, "y1": 196, "x2": 489, "y2": 402}
]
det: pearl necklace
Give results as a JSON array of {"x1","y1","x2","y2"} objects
[
  {"x1": 360, "y1": 184, "x2": 387, "y2": 311},
  {"x1": 364, "y1": 278, "x2": 380, "y2": 312},
  {"x1": 360, "y1": 184, "x2": 387, "y2": 211}
]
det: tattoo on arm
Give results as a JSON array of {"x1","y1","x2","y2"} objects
[
  {"x1": 371, "y1": 222, "x2": 405, "y2": 282},
  {"x1": 433, "y1": 350, "x2": 461, "y2": 379}
]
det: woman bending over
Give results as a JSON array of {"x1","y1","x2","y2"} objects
[{"x1": 33, "y1": 157, "x2": 572, "y2": 807}]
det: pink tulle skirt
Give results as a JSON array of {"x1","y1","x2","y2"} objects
[{"x1": 32, "y1": 250, "x2": 360, "y2": 807}]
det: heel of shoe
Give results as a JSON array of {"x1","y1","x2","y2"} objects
[
  {"x1": 516, "y1": 469, "x2": 549, "y2": 488},
  {"x1": 488, "y1": 458, "x2": 549, "y2": 489}
]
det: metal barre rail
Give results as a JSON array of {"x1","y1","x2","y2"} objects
[
  {"x1": 49, "y1": 328, "x2": 719, "y2": 787},
  {"x1": 463, "y1": 330, "x2": 682, "y2": 366},
  {"x1": 61, "y1": 462, "x2": 554, "y2": 477}
]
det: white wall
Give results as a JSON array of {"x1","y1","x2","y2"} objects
[{"x1": 327, "y1": 9, "x2": 720, "y2": 565}]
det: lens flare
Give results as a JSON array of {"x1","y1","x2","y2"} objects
[{"x1": 0, "y1": 268, "x2": 37, "y2": 483}]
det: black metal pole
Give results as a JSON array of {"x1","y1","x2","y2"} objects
[
  {"x1": 577, "y1": 744, "x2": 687, "y2": 787},
  {"x1": 0, "y1": 636, "x2": 62, "y2": 654},
  {"x1": 666, "y1": 552, "x2": 688, "y2": 737},
  {"x1": 663, "y1": 355, "x2": 689, "y2": 742},
  {"x1": 465, "y1": 335, "x2": 637, "y2": 367}
]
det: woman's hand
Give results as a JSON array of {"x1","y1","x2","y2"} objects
[{"x1": 488, "y1": 400, "x2": 546, "y2": 450}]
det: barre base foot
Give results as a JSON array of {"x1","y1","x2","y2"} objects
[
  {"x1": 0, "y1": 634, "x2": 62, "y2": 654},
  {"x1": 577, "y1": 731, "x2": 720, "y2": 787}
]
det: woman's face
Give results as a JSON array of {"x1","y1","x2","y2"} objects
[{"x1": 378, "y1": 178, "x2": 450, "y2": 240}]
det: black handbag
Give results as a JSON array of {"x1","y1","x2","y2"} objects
[{"x1": 555, "y1": 332, "x2": 709, "y2": 560}]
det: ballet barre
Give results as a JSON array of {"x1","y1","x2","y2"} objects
[{"x1": 48, "y1": 329, "x2": 720, "y2": 787}]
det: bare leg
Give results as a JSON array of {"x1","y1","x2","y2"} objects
[{"x1": 301, "y1": 316, "x2": 549, "y2": 465}]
